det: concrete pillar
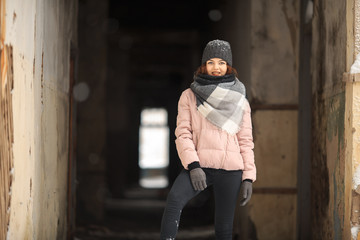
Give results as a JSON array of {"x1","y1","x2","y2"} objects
[
  {"x1": 2, "y1": 0, "x2": 78, "y2": 239},
  {"x1": 311, "y1": 0, "x2": 348, "y2": 239},
  {"x1": 344, "y1": 1, "x2": 360, "y2": 239}
]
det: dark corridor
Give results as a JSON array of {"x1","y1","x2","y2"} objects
[{"x1": 75, "y1": 0, "x2": 246, "y2": 239}]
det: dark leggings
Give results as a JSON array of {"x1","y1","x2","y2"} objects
[{"x1": 160, "y1": 168, "x2": 242, "y2": 240}]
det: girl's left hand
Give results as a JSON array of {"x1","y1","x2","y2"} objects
[{"x1": 239, "y1": 181, "x2": 252, "y2": 206}]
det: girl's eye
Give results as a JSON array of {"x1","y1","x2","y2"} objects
[
  {"x1": 219, "y1": 62, "x2": 226, "y2": 65},
  {"x1": 207, "y1": 61, "x2": 213, "y2": 65}
]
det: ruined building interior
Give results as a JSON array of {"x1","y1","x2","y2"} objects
[
  {"x1": 1, "y1": 0, "x2": 360, "y2": 239},
  {"x1": 75, "y1": 1, "x2": 301, "y2": 239}
]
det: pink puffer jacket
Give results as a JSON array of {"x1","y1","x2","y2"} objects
[{"x1": 175, "y1": 88, "x2": 256, "y2": 181}]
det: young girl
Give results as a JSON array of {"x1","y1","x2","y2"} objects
[{"x1": 160, "y1": 39, "x2": 256, "y2": 240}]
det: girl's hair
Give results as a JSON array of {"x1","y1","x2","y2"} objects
[{"x1": 194, "y1": 64, "x2": 238, "y2": 77}]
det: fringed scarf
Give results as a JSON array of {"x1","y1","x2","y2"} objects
[{"x1": 190, "y1": 74, "x2": 248, "y2": 135}]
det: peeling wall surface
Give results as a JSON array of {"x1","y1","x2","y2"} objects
[
  {"x1": 0, "y1": 43, "x2": 14, "y2": 239},
  {"x1": 311, "y1": 0, "x2": 348, "y2": 239},
  {"x1": 3, "y1": 0, "x2": 77, "y2": 239}
]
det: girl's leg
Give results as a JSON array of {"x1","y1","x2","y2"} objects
[
  {"x1": 213, "y1": 170, "x2": 242, "y2": 240},
  {"x1": 160, "y1": 169, "x2": 200, "y2": 239}
]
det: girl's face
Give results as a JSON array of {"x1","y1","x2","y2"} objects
[{"x1": 206, "y1": 58, "x2": 227, "y2": 76}]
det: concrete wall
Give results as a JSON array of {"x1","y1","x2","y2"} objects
[
  {"x1": 250, "y1": 0, "x2": 299, "y2": 105},
  {"x1": 249, "y1": 2, "x2": 299, "y2": 240},
  {"x1": 311, "y1": 0, "x2": 349, "y2": 239},
  {"x1": 1, "y1": 0, "x2": 77, "y2": 239}
]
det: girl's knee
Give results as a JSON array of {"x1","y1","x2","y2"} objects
[{"x1": 166, "y1": 190, "x2": 185, "y2": 207}]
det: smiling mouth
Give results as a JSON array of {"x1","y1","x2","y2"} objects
[{"x1": 211, "y1": 72, "x2": 221, "y2": 76}]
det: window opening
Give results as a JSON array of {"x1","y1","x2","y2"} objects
[{"x1": 139, "y1": 108, "x2": 169, "y2": 188}]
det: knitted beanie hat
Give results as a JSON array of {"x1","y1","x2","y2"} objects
[{"x1": 201, "y1": 39, "x2": 233, "y2": 66}]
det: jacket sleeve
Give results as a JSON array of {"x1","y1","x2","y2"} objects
[
  {"x1": 175, "y1": 90, "x2": 200, "y2": 169},
  {"x1": 237, "y1": 101, "x2": 256, "y2": 181}
]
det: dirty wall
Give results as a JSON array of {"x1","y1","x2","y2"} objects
[
  {"x1": 311, "y1": 0, "x2": 349, "y2": 239},
  {"x1": 0, "y1": 0, "x2": 77, "y2": 239},
  {"x1": 248, "y1": 1, "x2": 299, "y2": 239}
]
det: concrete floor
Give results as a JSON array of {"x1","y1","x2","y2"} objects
[
  {"x1": 75, "y1": 226, "x2": 215, "y2": 240},
  {"x1": 74, "y1": 187, "x2": 217, "y2": 240}
]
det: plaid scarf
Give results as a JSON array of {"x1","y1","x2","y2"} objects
[{"x1": 190, "y1": 74, "x2": 247, "y2": 135}]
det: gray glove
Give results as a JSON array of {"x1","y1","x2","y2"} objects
[
  {"x1": 189, "y1": 168, "x2": 207, "y2": 191},
  {"x1": 239, "y1": 181, "x2": 252, "y2": 206}
]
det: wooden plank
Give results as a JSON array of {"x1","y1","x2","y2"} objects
[{"x1": 0, "y1": 45, "x2": 14, "y2": 240}]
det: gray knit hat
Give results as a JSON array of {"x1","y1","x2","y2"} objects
[{"x1": 201, "y1": 39, "x2": 233, "y2": 66}]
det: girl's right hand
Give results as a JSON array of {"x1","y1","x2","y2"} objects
[{"x1": 189, "y1": 168, "x2": 207, "y2": 191}]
